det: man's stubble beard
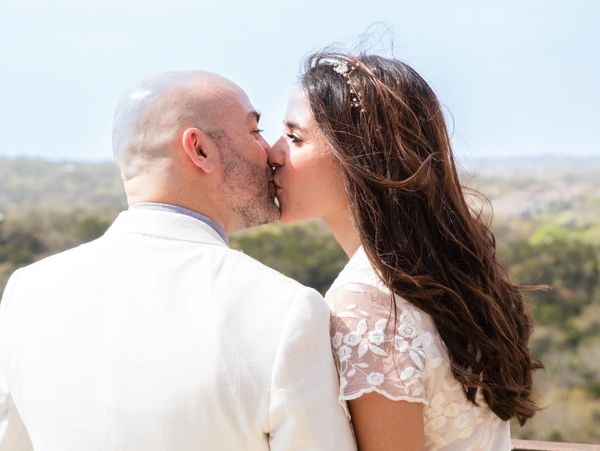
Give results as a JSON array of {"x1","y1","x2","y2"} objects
[{"x1": 215, "y1": 133, "x2": 280, "y2": 229}]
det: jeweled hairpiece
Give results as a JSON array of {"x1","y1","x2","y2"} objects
[{"x1": 331, "y1": 60, "x2": 366, "y2": 113}]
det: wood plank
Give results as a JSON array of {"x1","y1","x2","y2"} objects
[{"x1": 511, "y1": 439, "x2": 600, "y2": 450}]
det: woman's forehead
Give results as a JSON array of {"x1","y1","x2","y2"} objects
[{"x1": 285, "y1": 87, "x2": 313, "y2": 127}]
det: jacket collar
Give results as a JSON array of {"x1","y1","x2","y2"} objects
[{"x1": 104, "y1": 208, "x2": 228, "y2": 247}]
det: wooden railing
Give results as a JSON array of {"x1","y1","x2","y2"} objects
[{"x1": 511, "y1": 439, "x2": 600, "y2": 450}]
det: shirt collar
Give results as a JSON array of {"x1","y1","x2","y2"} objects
[{"x1": 128, "y1": 202, "x2": 229, "y2": 245}]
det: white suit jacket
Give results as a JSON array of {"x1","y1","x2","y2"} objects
[{"x1": 0, "y1": 208, "x2": 356, "y2": 451}]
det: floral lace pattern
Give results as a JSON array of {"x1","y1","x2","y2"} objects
[
  {"x1": 325, "y1": 247, "x2": 511, "y2": 450},
  {"x1": 330, "y1": 290, "x2": 434, "y2": 403}
]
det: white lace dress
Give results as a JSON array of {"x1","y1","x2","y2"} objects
[{"x1": 325, "y1": 246, "x2": 511, "y2": 451}]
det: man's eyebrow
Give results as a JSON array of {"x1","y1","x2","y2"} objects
[
  {"x1": 284, "y1": 121, "x2": 308, "y2": 134},
  {"x1": 249, "y1": 111, "x2": 261, "y2": 123}
]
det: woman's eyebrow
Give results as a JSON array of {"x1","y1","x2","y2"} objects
[{"x1": 284, "y1": 120, "x2": 308, "y2": 134}]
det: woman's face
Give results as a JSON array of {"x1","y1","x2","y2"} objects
[{"x1": 268, "y1": 86, "x2": 348, "y2": 224}]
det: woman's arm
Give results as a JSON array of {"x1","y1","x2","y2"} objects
[
  {"x1": 326, "y1": 283, "x2": 429, "y2": 451},
  {"x1": 348, "y1": 392, "x2": 425, "y2": 451}
]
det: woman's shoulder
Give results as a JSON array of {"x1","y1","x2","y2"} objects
[
  {"x1": 325, "y1": 254, "x2": 447, "y2": 405},
  {"x1": 325, "y1": 246, "x2": 438, "y2": 338},
  {"x1": 326, "y1": 278, "x2": 443, "y2": 370},
  {"x1": 326, "y1": 246, "x2": 389, "y2": 296}
]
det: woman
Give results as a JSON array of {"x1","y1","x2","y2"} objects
[{"x1": 268, "y1": 51, "x2": 542, "y2": 450}]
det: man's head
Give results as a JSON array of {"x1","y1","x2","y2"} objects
[{"x1": 112, "y1": 71, "x2": 279, "y2": 233}]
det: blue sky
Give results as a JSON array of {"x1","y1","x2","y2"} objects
[{"x1": 0, "y1": 0, "x2": 598, "y2": 161}]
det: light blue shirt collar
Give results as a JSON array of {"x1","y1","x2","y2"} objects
[{"x1": 129, "y1": 202, "x2": 229, "y2": 245}]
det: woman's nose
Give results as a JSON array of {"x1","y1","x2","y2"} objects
[{"x1": 267, "y1": 136, "x2": 287, "y2": 168}]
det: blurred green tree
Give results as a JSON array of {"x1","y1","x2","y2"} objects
[{"x1": 230, "y1": 221, "x2": 347, "y2": 295}]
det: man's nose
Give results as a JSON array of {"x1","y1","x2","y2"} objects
[
  {"x1": 258, "y1": 135, "x2": 271, "y2": 154},
  {"x1": 267, "y1": 136, "x2": 287, "y2": 168}
]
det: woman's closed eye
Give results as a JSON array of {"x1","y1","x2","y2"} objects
[{"x1": 286, "y1": 133, "x2": 303, "y2": 144}]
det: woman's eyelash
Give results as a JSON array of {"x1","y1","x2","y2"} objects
[{"x1": 287, "y1": 133, "x2": 302, "y2": 143}]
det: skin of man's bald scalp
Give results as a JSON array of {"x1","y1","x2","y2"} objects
[
  {"x1": 109, "y1": 70, "x2": 278, "y2": 234},
  {"x1": 112, "y1": 71, "x2": 244, "y2": 181}
]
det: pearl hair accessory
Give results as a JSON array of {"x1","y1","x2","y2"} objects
[{"x1": 332, "y1": 60, "x2": 366, "y2": 113}]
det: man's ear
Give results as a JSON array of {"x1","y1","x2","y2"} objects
[{"x1": 181, "y1": 127, "x2": 216, "y2": 174}]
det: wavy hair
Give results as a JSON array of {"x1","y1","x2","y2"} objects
[{"x1": 301, "y1": 50, "x2": 543, "y2": 424}]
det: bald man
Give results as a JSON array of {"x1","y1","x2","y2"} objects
[{"x1": 0, "y1": 72, "x2": 356, "y2": 451}]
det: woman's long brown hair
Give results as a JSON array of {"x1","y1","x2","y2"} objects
[{"x1": 301, "y1": 51, "x2": 543, "y2": 425}]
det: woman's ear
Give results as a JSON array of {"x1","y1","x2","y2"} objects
[{"x1": 181, "y1": 127, "x2": 216, "y2": 173}]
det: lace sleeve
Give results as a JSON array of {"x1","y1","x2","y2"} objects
[{"x1": 327, "y1": 283, "x2": 430, "y2": 405}]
